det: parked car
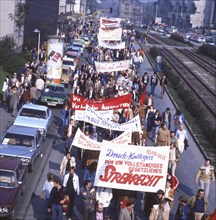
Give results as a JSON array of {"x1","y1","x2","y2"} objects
[
  {"x1": 0, "y1": 157, "x2": 28, "y2": 218},
  {"x1": 72, "y1": 42, "x2": 84, "y2": 55},
  {"x1": 66, "y1": 46, "x2": 81, "y2": 58},
  {"x1": 0, "y1": 125, "x2": 43, "y2": 172},
  {"x1": 13, "y1": 103, "x2": 52, "y2": 138},
  {"x1": 40, "y1": 83, "x2": 66, "y2": 106},
  {"x1": 80, "y1": 36, "x2": 91, "y2": 47}
]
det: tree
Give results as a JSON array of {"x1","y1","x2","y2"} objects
[{"x1": 8, "y1": 2, "x2": 29, "y2": 36}]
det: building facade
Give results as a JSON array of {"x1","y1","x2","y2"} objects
[
  {"x1": 0, "y1": 0, "x2": 26, "y2": 51},
  {"x1": 118, "y1": 0, "x2": 144, "y2": 26},
  {"x1": 154, "y1": 0, "x2": 215, "y2": 30}
]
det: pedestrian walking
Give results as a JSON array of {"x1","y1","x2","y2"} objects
[
  {"x1": 60, "y1": 104, "x2": 69, "y2": 135},
  {"x1": 88, "y1": 201, "x2": 104, "y2": 220},
  {"x1": 156, "y1": 54, "x2": 162, "y2": 72},
  {"x1": 150, "y1": 72, "x2": 158, "y2": 95},
  {"x1": 160, "y1": 75, "x2": 168, "y2": 98},
  {"x1": 155, "y1": 123, "x2": 170, "y2": 146},
  {"x1": 63, "y1": 166, "x2": 80, "y2": 220},
  {"x1": 168, "y1": 143, "x2": 178, "y2": 176},
  {"x1": 175, "y1": 196, "x2": 192, "y2": 220},
  {"x1": 149, "y1": 200, "x2": 170, "y2": 220},
  {"x1": 162, "y1": 108, "x2": 171, "y2": 130},
  {"x1": 59, "y1": 152, "x2": 76, "y2": 177},
  {"x1": 173, "y1": 109, "x2": 185, "y2": 132},
  {"x1": 118, "y1": 197, "x2": 135, "y2": 220},
  {"x1": 189, "y1": 189, "x2": 208, "y2": 220},
  {"x1": 48, "y1": 177, "x2": 66, "y2": 220},
  {"x1": 176, "y1": 124, "x2": 188, "y2": 154},
  {"x1": 81, "y1": 179, "x2": 96, "y2": 220},
  {"x1": 195, "y1": 159, "x2": 215, "y2": 198},
  {"x1": 9, "y1": 85, "x2": 20, "y2": 117}
]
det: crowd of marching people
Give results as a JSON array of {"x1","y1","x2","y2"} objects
[{"x1": 1, "y1": 16, "x2": 215, "y2": 220}]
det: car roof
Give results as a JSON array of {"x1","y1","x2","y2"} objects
[
  {"x1": 6, "y1": 125, "x2": 39, "y2": 136},
  {"x1": 46, "y1": 83, "x2": 65, "y2": 88},
  {"x1": 0, "y1": 157, "x2": 22, "y2": 171},
  {"x1": 21, "y1": 103, "x2": 48, "y2": 111}
]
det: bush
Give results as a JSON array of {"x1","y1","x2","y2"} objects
[
  {"x1": 149, "y1": 47, "x2": 215, "y2": 147},
  {"x1": 170, "y1": 33, "x2": 185, "y2": 43},
  {"x1": 198, "y1": 44, "x2": 216, "y2": 60}
]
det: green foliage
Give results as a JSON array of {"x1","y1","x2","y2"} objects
[
  {"x1": 0, "y1": 36, "x2": 30, "y2": 74},
  {"x1": 159, "y1": 57, "x2": 216, "y2": 146},
  {"x1": 198, "y1": 44, "x2": 216, "y2": 60},
  {"x1": 8, "y1": 3, "x2": 29, "y2": 28},
  {"x1": 170, "y1": 33, "x2": 185, "y2": 43}
]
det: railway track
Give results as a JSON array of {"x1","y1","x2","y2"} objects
[
  {"x1": 176, "y1": 49, "x2": 216, "y2": 76},
  {"x1": 150, "y1": 34, "x2": 179, "y2": 46},
  {"x1": 156, "y1": 47, "x2": 216, "y2": 117}
]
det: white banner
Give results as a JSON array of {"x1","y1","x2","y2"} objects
[
  {"x1": 84, "y1": 105, "x2": 142, "y2": 132},
  {"x1": 75, "y1": 110, "x2": 113, "y2": 121},
  {"x1": 95, "y1": 60, "x2": 130, "y2": 73},
  {"x1": 98, "y1": 40, "x2": 125, "y2": 49},
  {"x1": 98, "y1": 28, "x2": 122, "y2": 41},
  {"x1": 100, "y1": 17, "x2": 121, "y2": 28},
  {"x1": 72, "y1": 128, "x2": 132, "y2": 151},
  {"x1": 94, "y1": 141, "x2": 170, "y2": 192}
]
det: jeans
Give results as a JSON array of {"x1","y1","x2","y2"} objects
[
  {"x1": 152, "y1": 125, "x2": 160, "y2": 140},
  {"x1": 51, "y1": 204, "x2": 63, "y2": 220},
  {"x1": 156, "y1": 62, "x2": 161, "y2": 72},
  {"x1": 150, "y1": 83, "x2": 156, "y2": 95},
  {"x1": 199, "y1": 179, "x2": 211, "y2": 197}
]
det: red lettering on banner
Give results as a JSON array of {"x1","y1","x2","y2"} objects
[
  {"x1": 70, "y1": 93, "x2": 132, "y2": 110},
  {"x1": 99, "y1": 165, "x2": 163, "y2": 187}
]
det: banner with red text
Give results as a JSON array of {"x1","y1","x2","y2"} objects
[
  {"x1": 98, "y1": 28, "x2": 122, "y2": 41},
  {"x1": 95, "y1": 60, "x2": 130, "y2": 73},
  {"x1": 70, "y1": 93, "x2": 131, "y2": 110},
  {"x1": 84, "y1": 105, "x2": 142, "y2": 132},
  {"x1": 98, "y1": 40, "x2": 125, "y2": 49},
  {"x1": 100, "y1": 17, "x2": 121, "y2": 28},
  {"x1": 94, "y1": 141, "x2": 170, "y2": 192},
  {"x1": 72, "y1": 128, "x2": 132, "y2": 151}
]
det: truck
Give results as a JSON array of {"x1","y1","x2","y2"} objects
[{"x1": 46, "y1": 36, "x2": 65, "y2": 84}]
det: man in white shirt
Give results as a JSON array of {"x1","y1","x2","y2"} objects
[
  {"x1": 35, "y1": 77, "x2": 45, "y2": 99},
  {"x1": 63, "y1": 167, "x2": 80, "y2": 220}
]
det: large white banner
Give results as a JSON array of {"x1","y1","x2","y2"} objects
[
  {"x1": 100, "y1": 17, "x2": 121, "y2": 28},
  {"x1": 98, "y1": 28, "x2": 122, "y2": 41},
  {"x1": 72, "y1": 128, "x2": 132, "y2": 151},
  {"x1": 94, "y1": 141, "x2": 170, "y2": 192},
  {"x1": 98, "y1": 40, "x2": 125, "y2": 49},
  {"x1": 75, "y1": 110, "x2": 113, "y2": 121},
  {"x1": 95, "y1": 60, "x2": 130, "y2": 73},
  {"x1": 84, "y1": 105, "x2": 142, "y2": 132}
]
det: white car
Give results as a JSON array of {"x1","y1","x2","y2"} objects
[{"x1": 13, "y1": 103, "x2": 52, "y2": 138}]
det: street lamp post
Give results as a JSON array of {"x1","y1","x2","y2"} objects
[{"x1": 34, "y1": 29, "x2": 40, "y2": 63}]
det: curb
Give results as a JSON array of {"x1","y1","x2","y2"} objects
[{"x1": 138, "y1": 42, "x2": 209, "y2": 160}]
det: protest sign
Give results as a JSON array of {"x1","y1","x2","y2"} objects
[
  {"x1": 70, "y1": 93, "x2": 131, "y2": 110},
  {"x1": 84, "y1": 105, "x2": 142, "y2": 132},
  {"x1": 98, "y1": 28, "x2": 122, "y2": 41},
  {"x1": 100, "y1": 17, "x2": 121, "y2": 28},
  {"x1": 74, "y1": 110, "x2": 113, "y2": 121},
  {"x1": 95, "y1": 60, "x2": 130, "y2": 73},
  {"x1": 72, "y1": 128, "x2": 132, "y2": 151},
  {"x1": 94, "y1": 141, "x2": 170, "y2": 192},
  {"x1": 98, "y1": 40, "x2": 125, "y2": 49}
]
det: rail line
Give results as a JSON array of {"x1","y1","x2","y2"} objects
[
  {"x1": 156, "y1": 47, "x2": 216, "y2": 118},
  {"x1": 176, "y1": 49, "x2": 216, "y2": 77}
]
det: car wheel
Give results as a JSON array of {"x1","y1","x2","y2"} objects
[{"x1": 28, "y1": 163, "x2": 33, "y2": 172}]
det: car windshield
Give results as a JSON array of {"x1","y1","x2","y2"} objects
[
  {"x1": 45, "y1": 85, "x2": 65, "y2": 94},
  {"x1": 20, "y1": 108, "x2": 47, "y2": 119},
  {"x1": 2, "y1": 133, "x2": 34, "y2": 148},
  {"x1": 63, "y1": 60, "x2": 74, "y2": 66},
  {"x1": 73, "y1": 44, "x2": 83, "y2": 48},
  {"x1": 0, "y1": 170, "x2": 16, "y2": 187}
]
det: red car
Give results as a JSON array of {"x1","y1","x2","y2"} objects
[{"x1": 0, "y1": 157, "x2": 28, "y2": 218}]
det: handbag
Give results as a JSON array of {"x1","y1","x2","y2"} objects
[{"x1": 184, "y1": 138, "x2": 189, "y2": 150}]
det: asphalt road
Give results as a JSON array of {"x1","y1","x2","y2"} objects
[{"x1": 0, "y1": 45, "x2": 215, "y2": 220}]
